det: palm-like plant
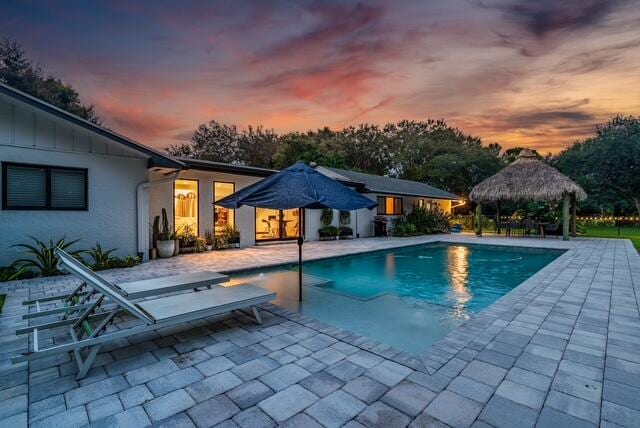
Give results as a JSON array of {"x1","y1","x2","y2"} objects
[
  {"x1": 0, "y1": 264, "x2": 28, "y2": 282},
  {"x1": 85, "y1": 243, "x2": 117, "y2": 271},
  {"x1": 13, "y1": 236, "x2": 82, "y2": 277}
]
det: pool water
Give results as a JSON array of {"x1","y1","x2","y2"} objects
[{"x1": 233, "y1": 243, "x2": 562, "y2": 354}]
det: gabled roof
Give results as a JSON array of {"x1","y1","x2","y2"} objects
[
  {"x1": 319, "y1": 166, "x2": 460, "y2": 200},
  {"x1": 0, "y1": 82, "x2": 184, "y2": 169},
  {"x1": 178, "y1": 158, "x2": 277, "y2": 177}
]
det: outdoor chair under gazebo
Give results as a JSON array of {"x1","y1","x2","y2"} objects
[{"x1": 469, "y1": 149, "x2": 587, "y2": 240}]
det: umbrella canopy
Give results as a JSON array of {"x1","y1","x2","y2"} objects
[
  {"x1": 469, "y1": 149, "x2": 586, "y2": 203},
  {"x1": 215, "y1": 162, "x2": 377, "y2": 302},
  {"x1": 216, "y1": 162, "x2": 378, "y2": 211}
]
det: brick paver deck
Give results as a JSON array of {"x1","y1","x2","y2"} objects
[{"x1": 0, "y1": 234, "x2": 638, "y2": 427}]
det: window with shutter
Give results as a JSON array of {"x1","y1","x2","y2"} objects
[
  {"x1": 2, "y1": 162, "x2": 87, "y2": 210},
  {"x1": 51, "y1": 168, "x2": 86, "y2": 209},
  {"x1": 4, "y1": 165, "x2": 47, "y2": 208}
]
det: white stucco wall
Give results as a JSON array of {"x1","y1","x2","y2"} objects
[
  {"x1": 0, "y1": 95, "x2": 149, "y2": 265},
  {"x1": 303, "y1": 193, "x2": 377, "y2": 240}
]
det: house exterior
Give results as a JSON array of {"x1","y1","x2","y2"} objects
[
  {"x1": 307, "y1": 167, "x2": 461, "y2": 239},
  {"x1": 0, "y1": 82, "x2": 184, "y2": 265},
  {"x1": 0, "y1": 82, "x2": 460, "y2": 266}
]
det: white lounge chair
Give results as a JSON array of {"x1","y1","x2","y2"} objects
[
  {"x1": 22, "y1": 264, "x2": 229, "y2": 321},
  {"x1": 13, "y1": 249, "x2": 276, "y2": 378}
]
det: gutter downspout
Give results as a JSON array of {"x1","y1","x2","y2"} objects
[{"x1": 136, "y1": 171, "x2": 182, "y2": 259}]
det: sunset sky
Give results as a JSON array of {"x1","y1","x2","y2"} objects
[{"x1": 3, "y1": 0, "x2": 640, "y2": 153}]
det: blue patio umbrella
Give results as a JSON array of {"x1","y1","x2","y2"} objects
[{"x1": 215, "y1": 162, "x2": 377, "y2": 301}]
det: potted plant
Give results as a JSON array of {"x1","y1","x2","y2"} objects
[
  {"x1": 319, "y1": 225, "x2": 339, "y2": 240},
  {"x1": 319, "y1": 208, "x2": 337, "y2": 240},
  {"x1": 177, "y1": 224, "x2": 197, "y2": 253},
  {"x1": 194, "y1": 237, "x2": 206, "y2": 253},
  {"x1": 214, "y1": 235, "x2": 228, "y2": 250},
  {"x1": 338, "y1": 210, "x2": 353, "y2": 239},
  {"x1": 204, "y1": 229, "x2": 213, "y2": 251},
  {"x1": 156, "y1": 208, "x2": 174, "y2": 258},
  {"x1": 228, "y1": 226, "x2": 241, "y2": 248}
]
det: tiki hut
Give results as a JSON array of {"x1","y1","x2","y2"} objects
[{"x1": 469, "y1": 149, "x2": 586, "y2": 240}]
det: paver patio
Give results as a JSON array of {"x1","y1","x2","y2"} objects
[{"x1": 0, "y1": 234, "x2": 639, "y2": 427}]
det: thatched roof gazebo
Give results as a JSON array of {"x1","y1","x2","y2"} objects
[{"x1": 469, "y1": 149, "x2": 586, "y2": 240}]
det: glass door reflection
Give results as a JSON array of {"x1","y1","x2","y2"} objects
[{"x1": 255, "y1": 208, "x2": 301, "y2": 241}]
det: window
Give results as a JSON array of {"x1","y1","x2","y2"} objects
[
  {"x1": 214, "y1": 182, "x2": 235, "y2": 236},
  {"x1": 376, "y1": 196, "x2": 403, "y2": 215},
  {"x1": 416, "y1": 199, "x2": 425, "y2": 209},
  {"x1": 174, "y1": 179, "x2": 198, "y2": 234},
  {"x1": 2, "y1": 162, "x2": 87, "y2": 210}
]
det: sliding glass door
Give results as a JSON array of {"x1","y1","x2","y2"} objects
[{"x1": 255, "y1": 208, "x2": 301, "y2": 241}]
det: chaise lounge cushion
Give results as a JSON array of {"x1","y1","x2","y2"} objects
[{"x1": 135, "y1": 284, "x2": 276, "y2": 322}]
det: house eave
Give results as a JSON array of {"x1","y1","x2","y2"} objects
[
  {"x1": 178, "y1": 158, "x2": 277, "y2": 177},
  {"x1": 0, "y1": 82, "x2": 185, "y2": 170}
]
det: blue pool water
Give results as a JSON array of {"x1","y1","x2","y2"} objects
[{"x1": 233, "y1": 243, "x2": 562, "y2": 354}]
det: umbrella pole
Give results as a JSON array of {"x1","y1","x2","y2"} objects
[{"x1": 298, "y1": 211, "x2": 304, "y2": 301}]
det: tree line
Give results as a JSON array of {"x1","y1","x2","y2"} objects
[{"x1": 168, "y1": 117, "x2": 639, "y2": 215}]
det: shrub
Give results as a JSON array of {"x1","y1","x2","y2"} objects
[
  {"x1": 394, "y1": 223, "x2": 417, "y2": 236},
  {"x1": 0, "y1": 265, "x2": 32, "y2": 282},
  {"x1": 85, "y1": 242, "x2": 142, "y2": 271},
  {"x1": 220, "y1": 225, "x2": 240, "y2": 244},
  {"x1": 109, "y1": 255, "x2": 142, "y2": 268},
  {"x1": 177, "y1": 224, "x2": 197, "y2": 247},
  {"x1": 194, "y1": 237, "x2": 206, "y2": 253},
  {"x1": 320, "y1": 209, "x2": 334, "y2": 227},
  {"x1": 339, "y1": 211, "x2": 351, "y2": 226},
  {"x1": 204, "y1": 229, "x2": 213, "y2": 246},
  {"x1": 94, "y1": 255, "x2": 142, "y2": 271},
  {"x1": 406, "y1": 206, "x2": 451, "y2": 234},
  {"x1": 13, "y1": 236, "x2": 82, "y2": 277},
  {"x1": 339, "y1": 226, "x2": 353, "y2": 237},
  {"x1": 84, "y1": 243, "x2": 117, "y2": 270},
  {"x1": 214, "y1": 235, "x2": 229, "y2": 250},
  {"x1": 319, "y1": 225, "x2": 339, "y2": 238}
]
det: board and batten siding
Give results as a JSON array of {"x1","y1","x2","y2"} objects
[{"x1": 0, "y1": 94, "x2": 149, "y2": 265}]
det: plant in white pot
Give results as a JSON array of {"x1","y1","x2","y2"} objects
[
  {"x1": 204, "y1": 229, "x2": 213, "y2": 251},
  {"x1": 156, "y1": 208, "x2": 174, "y2": 258}
]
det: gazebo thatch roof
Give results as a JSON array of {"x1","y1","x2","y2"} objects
[{"x1": 470, "y1": 149, "x2": 587, "y2": 203}]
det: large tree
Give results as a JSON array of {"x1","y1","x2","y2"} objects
[
  {"x1": 553, "y1": 115, "x2": 640, "y2": 215},
  {"x1": 0, "y1": 39, "x2": 100, "y2": 124},
  {"x1": 167, "y1": 121, "x2": 280, "y2": 168}
]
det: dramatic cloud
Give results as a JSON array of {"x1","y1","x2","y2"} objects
[
  {"x1": 494, "y1": 0, "x2": 618, "y2": 38},
  {"x1": 1, "y1": 0, "x2": 639, "y2": 152}
]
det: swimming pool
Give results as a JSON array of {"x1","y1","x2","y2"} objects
[{"x1": 232, "y1": 242, "x2": 562, "y2": 354}]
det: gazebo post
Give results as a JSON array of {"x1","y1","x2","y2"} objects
[
  {"x1": 475, "y1": 203, "x2": 483, "y2": 236},
  {"x1": 570, "y1": 193, "x2": 577, "y2": 237},
  {"x1": 562, "y1": 193, "x2": 570, "y2": 241},
  {"x1": 496, "y1": 200, "x2": 501, "y2": 235}
]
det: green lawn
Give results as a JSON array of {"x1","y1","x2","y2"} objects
[
  {"x1": 0, "y1": 294, "x2": 5, "y2": 314},
  {"x1": 582, "y1": 226, "x2": 640, "y2": 252}
]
